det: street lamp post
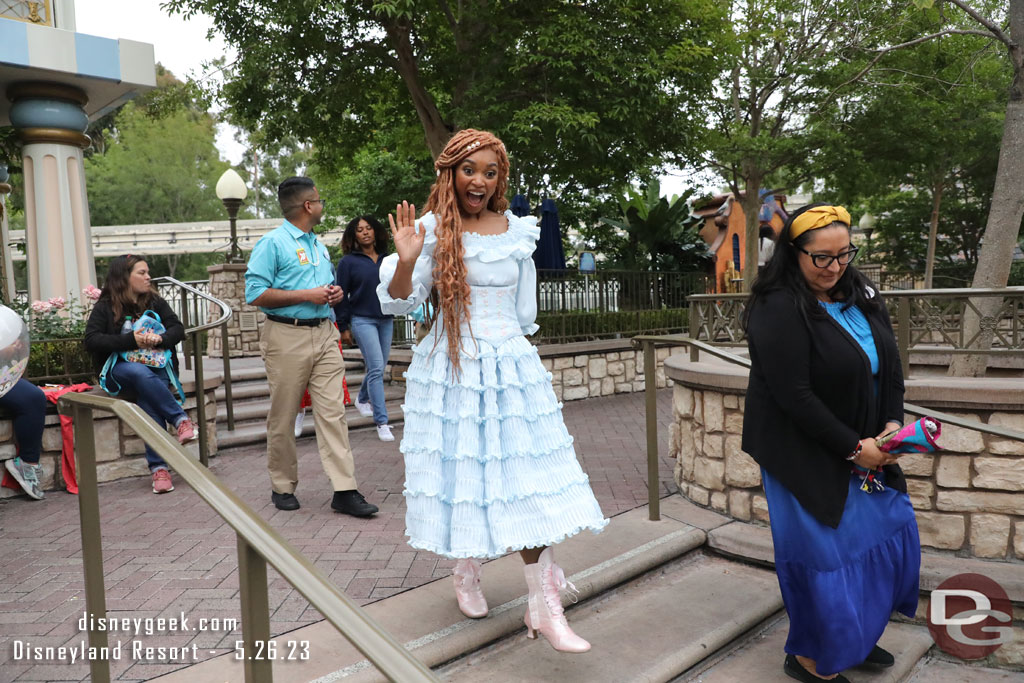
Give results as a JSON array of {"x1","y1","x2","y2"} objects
[
  {"x1": 858, "y1": 212, "x2": 876, "y2": 263},
  {"x1": 215, "y1": 169, "x2": 248, "y2": 263}
]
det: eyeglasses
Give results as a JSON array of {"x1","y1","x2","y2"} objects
[
  {"x1": 285, "y1": 198, "x2": 326, "y2": 213},
  {"x1": 796, "y1": 246, "x2": 859, "y2": 269}
]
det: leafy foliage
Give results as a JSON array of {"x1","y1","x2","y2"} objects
[
  {"x1": 817, "y1": 17, "x2": 1010, "y2": 271},
  {"x1": 162, "y1": 0, "x2": 727, "y2": 199},
  {"x1": 84, "y1": 101, "x2": 230, "y2": 226},
  {"x1": 596, "y1": 180, "x2": 711, "y2": 272}
]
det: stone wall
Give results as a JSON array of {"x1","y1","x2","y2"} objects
[
  {"x1": 666, "y1": 354, "x2": 1024, "y2": 561},
  {"x1": 0, "y1": 377, "x2": 220, "y2": 499},
  {"x1": 389, "y1": 339, "x2": 687, "y2": 403},
  {"x1": 538, "y1": 341, "x2": 687, "y2": 402},
  {"x1": 206, "y1": 263, "x2": 263, "y2": 358}
]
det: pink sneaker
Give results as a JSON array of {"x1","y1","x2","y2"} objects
[
  {"x1": 177, "y1": 418, "x2": 197, "y2": 444},
  {"x1": 152, "y1": 469, "x2": 174, "y2": 494}
]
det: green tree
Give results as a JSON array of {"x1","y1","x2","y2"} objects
[
  {"x1": 85, "y1": 103, "x2": 229, "y2": 226},
  {"x1": 598, "y1": 180, "x2": 710, "y2": 272},
  {"x1": 315, "y1": 144, "x2": 435, "y2": 229},
  {"x1": 236, "y1": 133, "x2": 312, "y2": 219},
  {"x1": 164, "y1": 0, "x2": 726, "y2": 198},
  {"x1": 819, "y1": 28, "x2": 1008, "y2": 279},
  {"x1": 698, "y1": 0, "x2": 928, "y2": 291}
]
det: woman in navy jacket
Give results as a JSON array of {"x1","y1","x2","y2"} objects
[
  {"x1": 741, "y1": 204, "x2": 920, "y2": 683},
  {"x1": 334, "y1": 216, "x2": 395, "y2": 442}
]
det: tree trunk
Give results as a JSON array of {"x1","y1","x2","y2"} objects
[
  {"x1": 924, "y1": 179, "x2": 944, "y2": 289},
  {"x1": 948, "y1": 34, "x2": 1024, "y2": 376},
  {"x1": 383, "y1": 18, "x2": 452, "y2": 160},
  {"x1": 739, "y1": 171, "x2": 762, "y2": 292}
]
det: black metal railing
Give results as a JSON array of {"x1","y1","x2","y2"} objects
[{"x1": 536, "y1": 269, "x2": 712, "y2": 313}]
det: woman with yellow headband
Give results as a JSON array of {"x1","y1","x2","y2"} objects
[{"x1": 740, "y1": 203, "x2": 920, "y2": 682}]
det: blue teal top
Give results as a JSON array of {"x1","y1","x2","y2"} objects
[
  {"x1": 244, "y1": 220, "x2": 335, "y2": 319},
  {"x1": 820, "y1": 301, "x2": 878, "y2": 376}
]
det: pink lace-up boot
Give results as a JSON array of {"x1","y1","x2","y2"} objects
[
  {"x1": 522, "y1": 548, "x2": 590, "y2": 653},
  {"x1": 453, "y1": 559, "x2": 488, "y2": 618}
]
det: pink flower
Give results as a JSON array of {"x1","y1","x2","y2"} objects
[
  {"x1": 82, "y1": 285, "x2": 102, "y2": 301},
  {"x1": 31, "y1": 300, "x2": 52, "y2": 313},
  {"x1": 47, "y1": 296, "x2": 66, "y2": 310}
]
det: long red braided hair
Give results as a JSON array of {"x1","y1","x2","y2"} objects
[{"x1": 424, "y1": 129, "x2": 510, "y2": 374}]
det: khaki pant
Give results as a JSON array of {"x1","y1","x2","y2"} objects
[{"x1": 260, "y1": 319, "x2": 357, "y2": 494}]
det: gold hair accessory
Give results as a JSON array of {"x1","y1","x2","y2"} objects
[{"x1": 789, "y1": 205, "x2": 851, "y2": 241}]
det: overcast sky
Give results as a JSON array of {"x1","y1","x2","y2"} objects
[{"x1": 74, "y1": 0, "x2": 246, "y2": 163}]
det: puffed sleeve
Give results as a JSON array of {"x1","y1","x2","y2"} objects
[
  {"x1": 517, "y1": 257, "x2": 539, "y2": 336},
  {"x1": 376, "y1": 213, "x2": 438, "y2": 316}
]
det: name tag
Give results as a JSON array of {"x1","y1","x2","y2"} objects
[{"x1": 296, "y1": 248, "x2": 310, "y2": 265}]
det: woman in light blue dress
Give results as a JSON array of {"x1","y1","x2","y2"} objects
[{"x1": 377, "y1": 129, "x2": 607, "y2": 653}]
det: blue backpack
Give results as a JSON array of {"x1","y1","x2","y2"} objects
[{"x1": 98, "y1": 310, "x2": 186, "y2": 405}]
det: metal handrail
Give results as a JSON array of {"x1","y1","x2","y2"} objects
[
  {"x1": 58, "y1": 391, "x2": 437, "y2": 683},
  {"x1": 631, "y1": 333, "x2": 1024, "y2": 522},
  {"x1": 153, "y1": 276, "x2": 235, "y2": 446}
]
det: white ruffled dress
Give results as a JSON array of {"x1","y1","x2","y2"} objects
[{"x1": 377, "y1": 211, "x2": 609, "y2": 558}]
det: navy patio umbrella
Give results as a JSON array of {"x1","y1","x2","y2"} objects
[
  {"x1": 533, "y1": 198, "x2": 567, "y2": 271},
  {"x1": 510, "y1": 193, "x2": 531, "y2": 218}
]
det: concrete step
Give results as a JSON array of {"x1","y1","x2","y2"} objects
[
  {"x1": 436, "y1": 553, "x2": 784, "y2": 683},
  {"x1": 215, "y1": 370, "x2": 369, "y2": 402},
  {"x1": 216, "y1": 405, "x2": 406, "y2": 450},
  {"x1": 905, "y1": 658, "x2": 1023, "y2": 682},
  {"x1": 683, "y1": 614, "x2": 934, "y2": 683},
  {"x1": 151, "y1": 496, "x2": 709, "y2": 682},
  {"x1": 224, "y1": 388, "x2": 405, "y2": 425}
]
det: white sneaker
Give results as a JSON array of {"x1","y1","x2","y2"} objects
[
  {"x1": 376, "y1": 424, "x2": 395, "y2": 442},
  {"x1": 355, "y1": 398, "x2": 374, "y2": 418},
  {"x1": 294, "y1": 410, "x2": 305, "y2": 438}
]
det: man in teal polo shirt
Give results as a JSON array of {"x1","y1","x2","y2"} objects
[{"x1": 245, "y1": 177, "x2": 377, "y2": 517}]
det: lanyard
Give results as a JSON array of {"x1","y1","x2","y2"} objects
[{"x1": 294, "y1": 232, "x2": 321, "y2": 267}]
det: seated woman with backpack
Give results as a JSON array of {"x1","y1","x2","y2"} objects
[{"x1": 84, "y1": 254, "x2": 196, "y2": 494}]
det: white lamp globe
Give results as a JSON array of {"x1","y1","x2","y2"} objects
[{"x1": 215, "y1": 168, "x2": 248, "y2": 201}]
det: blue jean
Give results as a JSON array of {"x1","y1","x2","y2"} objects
[
  {"x1": 109, "y1": 361, "x2": 187, "y2": 471},
  {"x1": 0, "y1": 378, "x2": 46, "y2": 464},
  {"x1": 350, "y1": 315, "x2": 393, "y2": 425}
]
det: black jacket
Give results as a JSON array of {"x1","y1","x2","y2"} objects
[
  {"x1": 83, "y1": 296, "x2": 184, "y2": 376},
  {"x1": 741, "y1": 288, "x2": 906, "y2": 528}
]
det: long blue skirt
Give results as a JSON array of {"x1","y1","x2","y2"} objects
[{"x1": 762, "y1": 468, "x2": 920, "y2": 675}]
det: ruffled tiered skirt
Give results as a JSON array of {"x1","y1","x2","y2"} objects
[
  {"x1": 401, "y1": 334, "x2": 609, "y2": 558},
  {"x1": 762, "y1": 468, "x2": 920, "y2": 675}
]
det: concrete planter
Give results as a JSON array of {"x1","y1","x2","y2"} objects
[{"x1": 666, "y1": 353, "x2": 1024, "y2": 562}]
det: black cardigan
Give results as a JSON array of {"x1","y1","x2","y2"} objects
[
  {"x1": 83, "y1": 296, "x2": 184, "y2": 376},
  {"x1": 741, "y1": 288, "x2": 907, "y2": 528}
]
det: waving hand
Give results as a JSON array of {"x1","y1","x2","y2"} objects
[{"x1": 389, "y1": 201, "x2": 422, "y2": 265}]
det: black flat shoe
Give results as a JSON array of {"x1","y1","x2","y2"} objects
[
  {"x1": 272, "y1": 491, "x2": 300, "y2": 511},
  {"x1": 862, "y1": 645, "x2": 895, "y2": 667},
  {"x1": 784, "y1": 654, "x2": 850, "y2": 683},
  {"x1": 331, "y1": 489, "x2": 378, "y2": 517}
]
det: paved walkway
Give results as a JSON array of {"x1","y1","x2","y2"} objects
[{"x1": 0, "y1": 389, "x2": 674, "y2": 682}]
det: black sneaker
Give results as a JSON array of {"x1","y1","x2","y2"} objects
[
  {"x1": 784, "y1": 654, "x2": 849, "y2": 683},
  {"x1": 861, "y1": 645, "x2": 894, "y2": 668},
  {"x1": 271, "y1": 491, "x2": 300, "y2": 511},
  {"x1": 331, "y1": 490, "x2": 378, "y2": 517}
]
